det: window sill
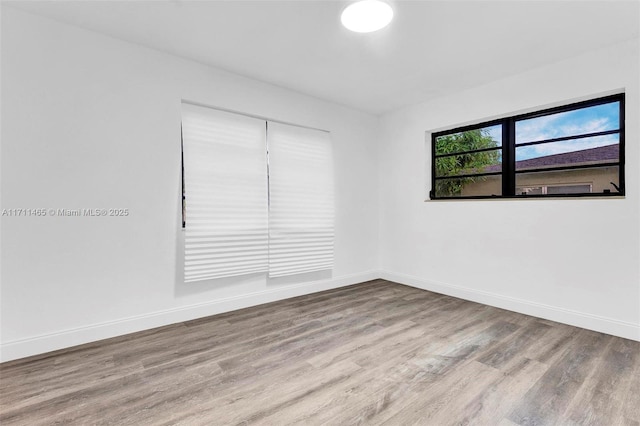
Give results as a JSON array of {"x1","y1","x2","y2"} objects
[{"x1": 425, "y1": 193, "x2": 625, "y2": 202}]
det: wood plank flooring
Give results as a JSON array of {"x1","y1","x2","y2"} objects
[{"x1": 1, "y1": 280, "x2": 638, "y2": 425}]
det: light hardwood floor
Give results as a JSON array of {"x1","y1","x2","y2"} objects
[{"x1": 1, "y1": 280, "x2": 639, "y2": 425}]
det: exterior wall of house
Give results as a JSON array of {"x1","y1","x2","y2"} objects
[{"x1": 462, "y1": 167, "x2": 619, "y2": 196}]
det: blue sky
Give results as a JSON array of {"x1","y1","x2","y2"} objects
[
  {"x1": 485, "y1": 125, "x2": 502, "y2": 146},
  {"x1": 482, "y1": 101, "x2": 619, "y2": 161},
  {"x1": 515, "y1": 102, "x2": 619, "y2": 160}
]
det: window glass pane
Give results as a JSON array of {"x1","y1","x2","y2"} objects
[
  {"x1": 435, "y1": 149, "x2": 502, "y2": 177},
  {"x1": 516, "y1": 101, "x2": 619, "y2": 144},
  {"x1": 515, "y1": 166, "x2": 620, "y2": 195},
  {"x1": 435, "y1": 125, "x2": 502, "y2": 155},
  {"x1": 547, "y1": 184, "x2": 592, "y2": 194},
  {"x1": 435, "y1": 175, "x2": 502, "y2": 198},
  {"x1": 517, "y1": 186, "x2": 543, "y2": 195},
  {"x1": 516, "y1": 135, "x2": 618, "y2": 171}
]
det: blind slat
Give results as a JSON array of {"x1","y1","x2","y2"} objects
[
  {"x1": 267, "y1": 122, "x2": 334, "y2": 278},
  {"x1": 182, "y1": 104, "x2": 268, "y2": 282}
]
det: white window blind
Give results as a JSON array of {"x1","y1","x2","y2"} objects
[
  {"x1": 181, "y1": 104, "x2": 268, "y2": 282},
  {"x1": 267, "y1": 122, "x2": 334, "y2": 277}
]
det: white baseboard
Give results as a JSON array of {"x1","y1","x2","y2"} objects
[
  {"x1": 0, "y1": 270, "x2": 379, "y2": 363},
  {"x1": 379, "y1": 270, "x2": 640, "y2": 342},
  {"x1": 3, "y1": 269, "x2": 637, "y2": 363}
]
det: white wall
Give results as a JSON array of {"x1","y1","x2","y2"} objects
[
  {"x1": 0, "y1": 8, "x2": 379, "y2": 361},
  {"x1": 378, "y1": 38, "x2": 640, "y2": 341}
]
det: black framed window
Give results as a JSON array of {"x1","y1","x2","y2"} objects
[{"x1": 430, "y1": 94, "x2": 625, "y2": 199}]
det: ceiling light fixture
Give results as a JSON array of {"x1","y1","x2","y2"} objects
[{"x1": 341, "y1": 0, "x2": 394, "y2": 33}]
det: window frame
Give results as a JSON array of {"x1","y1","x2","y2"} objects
[{"x1": 429, "y1": 93, "x2": 625, "y2": 200}]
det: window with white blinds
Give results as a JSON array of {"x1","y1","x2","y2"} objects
[
  {"x1": 181, "y1": 104, "x2": 269, "y2": 282},
  {"x1": 181, "y1": 103, "x2": 334, "y2": 282},
  {"x1": 267, "y1": 122, "x2": 334, "y2": 277}
]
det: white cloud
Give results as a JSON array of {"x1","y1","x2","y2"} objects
[{"x1": 516, "y1": 111, "x2": 612, "y2": 144}]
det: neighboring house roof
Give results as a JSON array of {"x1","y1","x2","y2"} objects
[
  {"x1": 515, "y1": 143, "x2": 619, "y2": 170},
  {"x1": 483, "y1": 144, "x2": 619, "y2": 173}
]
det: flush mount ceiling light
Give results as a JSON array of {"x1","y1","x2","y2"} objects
[{"x1": 341, "y1": 0, "x2": 394, "y2": 33}]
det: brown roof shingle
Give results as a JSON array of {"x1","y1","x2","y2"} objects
[
  {"x1": 483, "y1": 144, "x2": 619, "y2": 172},
  {"x1": 515, "y1": 143, "x2": 619, "y2": 170}
]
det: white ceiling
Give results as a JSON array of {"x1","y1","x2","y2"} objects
[{"x1": 5, "y1": 0, "x2": 640, "y2": 115}]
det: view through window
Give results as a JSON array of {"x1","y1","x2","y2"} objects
[{"x1": 430, "y1": 94, "x2": 624, "y2": 199}]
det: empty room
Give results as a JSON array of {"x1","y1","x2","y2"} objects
[{"x1": 1, "y1": 0, "x2": 639, "y2": 424}]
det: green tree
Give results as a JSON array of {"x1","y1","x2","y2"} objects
[{"x1": 435, "y1": 129, "x2": 501, "y2": 196}]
